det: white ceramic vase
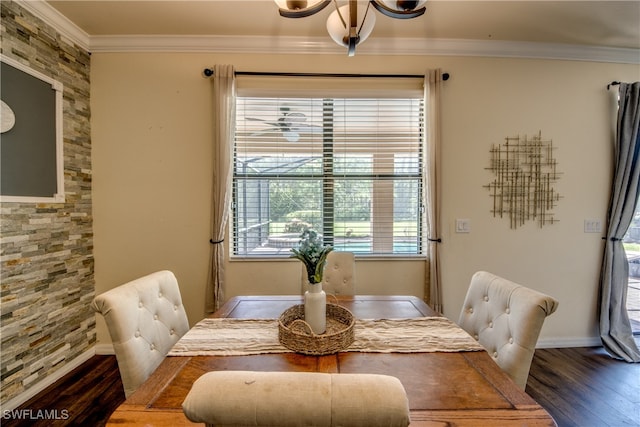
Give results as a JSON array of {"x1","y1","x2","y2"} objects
[{"x1": 304, "y1": 282, "x2": 326, "y2": 335}]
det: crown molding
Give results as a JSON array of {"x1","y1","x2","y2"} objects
[
  {"x1": 16, "y1": 0, "x2": 90, "y2": 51},
  {"x1": 18, "y1": 0, "x2": 640, "y2": 64},
  {"x1": 90, "y1": 35, "x2": 640, "y2": 64}
]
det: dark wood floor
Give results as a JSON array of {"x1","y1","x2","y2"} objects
[
  {"x1": 4, "y1": 346, "x2": 639, "y2": 427},
  {"x1": 526, "y1": 344, "x2": 640, "y2": 427},
  {"x1": 3, "y1": 355, "x2": 125, "y2": 427}
]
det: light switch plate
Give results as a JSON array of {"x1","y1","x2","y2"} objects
[
  {"x1": 456, "y1": 218, "x2": 471, "y2": 233},
  {"x1": 584, "y1": 219, "x2": 602, "y2": 233}
]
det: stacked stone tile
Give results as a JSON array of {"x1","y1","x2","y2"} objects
[{"x1": 0, "y1": 1, "x2": 95, "y2": 404}]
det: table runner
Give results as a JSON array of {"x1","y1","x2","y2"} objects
[{"x1": 168, "y1": 317, "x2": 484, "y2": 356}]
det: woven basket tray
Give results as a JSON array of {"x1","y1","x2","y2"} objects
[{"x1": 278, "y1": 303, "x2": 355, "y2": 355}]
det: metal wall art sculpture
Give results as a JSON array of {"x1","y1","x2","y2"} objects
[{"x1": 484, "y1": 131, "x2": 561, "y2": 229}]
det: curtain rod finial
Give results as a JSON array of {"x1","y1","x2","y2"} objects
[{"x1": 204, "y1": 68, "x2": 214, "y2": 77}]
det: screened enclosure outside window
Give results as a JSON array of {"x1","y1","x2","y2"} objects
[{"x1": 233, "y1": 95, "x2": 425, "y2": 257}]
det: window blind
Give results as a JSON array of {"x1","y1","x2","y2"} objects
[{"x1": 232, "y1": 80, "x2": 425, "y2": 257}]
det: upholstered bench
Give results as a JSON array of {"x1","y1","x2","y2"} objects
[{"x1": 182, "y1": 371, "x2": 410, "y2": 427}]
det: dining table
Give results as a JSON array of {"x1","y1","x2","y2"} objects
[{"x1": 106, "y1": 295, "x2": 557, "y2": 426}]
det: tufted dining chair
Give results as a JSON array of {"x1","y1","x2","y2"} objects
[
  {"x1": 91, "y1": 270, "x2": 190, "y2": 397},
  {"x1": 322, "y1": 251, "x2": 356, "y2": 295},
  {"x1": 300, "y1": 251, "x2": 356, "y2": 295},
  {"x1": 457, "y1": 271, "x2": 558, "y2": 390}
]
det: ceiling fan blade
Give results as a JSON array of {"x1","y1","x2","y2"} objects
[
  {"x1": 289, "y1": 124, "x2": 323, "y2": 134},
  {"x1": 247, "y1": 110, "x2": 317, "y2": 142},
  {"x1": 283, "y1": 112, "x2": 307, "y2": 123},
  {"x1": 247, "y1": 117, "x2": 285, "y2": 128},
  {"x1": 250, "y1": 129, "x2": 280, "y2": 137}
]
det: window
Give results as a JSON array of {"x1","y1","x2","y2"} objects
[{"x1": 232, "y1": 87, "x2": 425, "y2": 257}]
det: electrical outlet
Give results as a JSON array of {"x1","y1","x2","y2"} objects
[{"x1": 584, "y1": 219, "x2": 602, "y2": 233}]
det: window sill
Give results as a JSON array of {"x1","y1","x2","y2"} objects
[{"x1": 229, "y1": 255, "x2": 427, "y2": 262}]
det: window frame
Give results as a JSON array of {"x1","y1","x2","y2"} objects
[{"x1": 231, "y1": 81, "x2": 427, "y2": 260}]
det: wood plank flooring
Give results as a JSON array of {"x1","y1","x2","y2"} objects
[
  {"x1": 526, "y1": 344, "x2": 640, "y2": 427},
  {"x1": 3, "y1": 346, "x2": 639, "y2": 427},
  {"x1": 2, "y1": 356, "x2": 124, "y2": 427}
]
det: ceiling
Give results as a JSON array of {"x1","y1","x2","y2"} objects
[{"x1": 37, "y1": 1, "x2": 640, "y2": 60}]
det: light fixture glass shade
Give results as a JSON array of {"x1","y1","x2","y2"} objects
[
  {"x1": 275, "y1": 0, "x2": 331, "y2": 18},
  {"x1": 326, "y1": 4, "x2": 376, "y2": 48},
  {"x1": 371, "y1": 0, "x2": 427, "y2": 18},
  {"x1": 379, "y1": 0, "x2": 427, "y2": 12},
  {"x1": 275, "y1": 0, "x2": 315, "y2": 9}
]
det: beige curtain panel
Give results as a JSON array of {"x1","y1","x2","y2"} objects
[
  {"x1": 424, "y1": 69, "x2": 444, "y2": 313},
  {"x1": 206, "y1": 65, "x2": 236, "y2": 312}
]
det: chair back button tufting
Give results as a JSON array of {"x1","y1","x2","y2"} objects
[
  {"x1": 91, "y1": 270, "x2": 189, "y2": 398},
  {"x1": 457, "y1": 271, "x2": 559, "y2": 390}
]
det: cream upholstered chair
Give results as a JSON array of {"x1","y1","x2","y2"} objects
[
  {"x1": 182, "y1": 371, "x2": 410, "y2": 427},
  {"x1": 91, "y1": 270, "x2": 189, "y2": 397},
  {"x1": 322, "y1": 251, "x2": 356, "y2": 295},
  {"x1": 300, "y1": 251, "x2": 356, "y2": 295},
  {"x1": 457, "y1": 271, "x2": 558, "y2": 390}
]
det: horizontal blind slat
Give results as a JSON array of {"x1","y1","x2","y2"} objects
[{"x1": 233, "y1": 95, "x2": 424, "y2": 257}]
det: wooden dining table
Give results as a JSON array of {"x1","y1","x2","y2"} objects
[{"x1": 107, "y1": 295, "x2": 556, "y2": 426}]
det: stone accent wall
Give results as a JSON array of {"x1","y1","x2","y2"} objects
[{"x1": 0, "y1": 1, "x2": 94, "y2": 404}]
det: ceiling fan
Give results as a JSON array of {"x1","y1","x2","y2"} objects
[{"x1": 247, "y1": 107, "x2": 322, "y2": 142}]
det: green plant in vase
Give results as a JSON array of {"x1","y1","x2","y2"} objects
[{"x1": 290, "y1": 229, "x2": 333, "y2": 285}]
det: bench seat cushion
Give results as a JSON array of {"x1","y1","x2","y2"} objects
[{"x1": 182, "y1": 371, "x2": 410, "y2": 427}]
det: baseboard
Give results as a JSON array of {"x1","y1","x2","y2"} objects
[
  {"x1": 537, "y1": 336, "x2": 602, "y2": 349},
  {"x1": 1, "y1": 348, "x2": 96, "y2": 412},
  {"x1": 94, "y1": 343, "x2": 115, "y2": 355}
]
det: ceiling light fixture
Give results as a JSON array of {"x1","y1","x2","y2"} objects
[{"x1": 274, "y1": 0, "x2": 427, "y2": 56}]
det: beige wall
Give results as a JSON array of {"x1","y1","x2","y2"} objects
[{"x1": 91, "y1": 51, "x2": 639, "y2": 348}]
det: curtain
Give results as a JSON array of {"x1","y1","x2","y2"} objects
[
  {"x1": 206, "y1": 65, "x2": 236, "y2": 313},
  {"x1": 424, "y1": 69, "x2": 444, "y2": 313},
  {"x1": 599, "y1": 81, "x2": 640, "y2": 362}
]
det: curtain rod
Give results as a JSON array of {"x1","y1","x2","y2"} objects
[
  {"x1": 607, "y1": 81, "x2": 621, "y2": 90},
  {"x1": 203, "y1": 68, "x2": 450, "y2": 81}
]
